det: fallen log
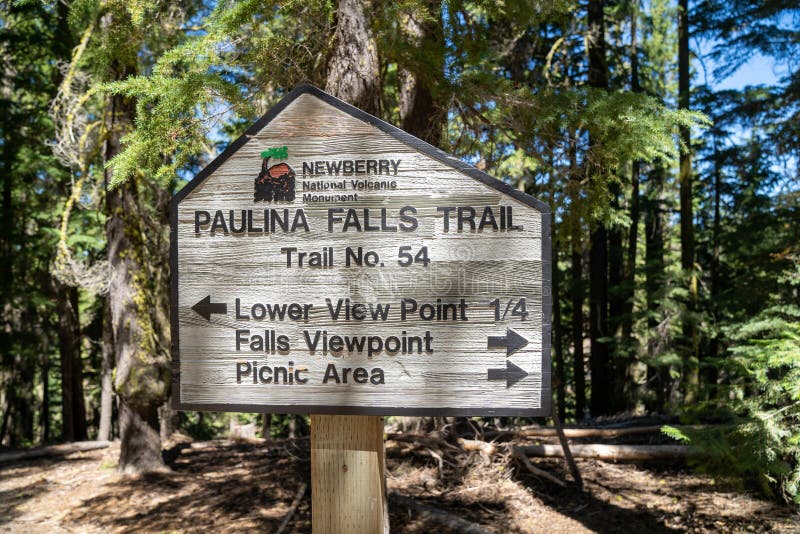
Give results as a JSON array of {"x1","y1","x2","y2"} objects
[
  {"x1": 518, "y1": 443, "x2": 698, "y2": 462},
  {"x1": 389, "y1": 492, "x2": 493, "y2": 534},
  {"x1": 484, "y1": 425, "x2": 670, "y2": 439},
  {"x1": 0, "y1": 440, "x2": 111, "y2": 465}
]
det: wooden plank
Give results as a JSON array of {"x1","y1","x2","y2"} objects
[{"x1": 311, "y1": 415, "x2": 388, "y2": 534}]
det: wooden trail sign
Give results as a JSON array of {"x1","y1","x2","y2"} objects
[{"x1": 170, "y1": 84, "x2": 551, "y2": 416}]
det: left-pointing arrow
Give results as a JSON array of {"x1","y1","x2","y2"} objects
[
  {"x1": 192, "y1": 295, "x2": 227, "y2": 321},
  {"x1": 487, "y1": 360, "x2": 529, "y2": 388}
]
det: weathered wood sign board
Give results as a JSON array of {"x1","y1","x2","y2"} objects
[{"x1": 171, "y1": 85, "x2": 551, "y2": 416}]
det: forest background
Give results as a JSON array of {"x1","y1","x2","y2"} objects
[{"x1": 1, "y1": 0, "x2": 798, "y2": 504}]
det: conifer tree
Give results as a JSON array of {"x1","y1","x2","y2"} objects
[
  {"x1": 587, "y1": 0, "x2": 612, "y2": 417},
  {"x1": 678, "y1": 0, "x2": 699, "y2": 402}
]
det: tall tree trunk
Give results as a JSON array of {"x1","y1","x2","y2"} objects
[
  {"x1": 56, "y1": 282, "x2": 87, "y2": 441},
  {"x1": 12, "y1": 357, "x2": 34, "y2": 446},
  {"x1": 707, "y1": 136, "x2": 722, "y2": 396},
  {"x1": 107, "y1": 176, "x2": 169, "y2": 472},
  {"x1": 571, "y1": 241, "x2": 586, "y2": 421},
  {"x1": 104, "y1": 27, "x2": 170, "y2": 470},
  {"x1": 545, "y1": 146, "x2": 565, "y2": 421},
  {"x1": 608, "y1": 14, "x2": 626, "y2": 408},
  {"x1": 678, "y1": 0, "x2": 698, "y2": 402},
  {"x1": 569, "y1": 140, "x2": 586, "y2": 421},
  {"x1": 97, "y1": 298, "x2": 114, "y2": 441},
  {"x1": 609, "y1": 191, "x2": 624, "y2": 411},
  {"x1": 589, "y1": 227, "x2": 610, "y2": 417},
  {"x1": 0, "y1": 69, "x2": 14, "y2": 293},
  {"x1": 397, "y1": 1, "x2": 444, "y2": 147},
  {"x1": 587, "y1": 0, "x2": 611, "y2": 417},
  {"x1": 622, "y1": 0, "x2": 642, "y2": 408},
  {"x1": 644, "y1": 164, "x2": 667, "y2": 412},
  {"x1": 106, "y1": 149, "x2": 170, "y2": 471}
]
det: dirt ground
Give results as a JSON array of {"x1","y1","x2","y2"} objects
[{"x1": 0, "y1": 438, "x2": 797, "y2": 533}]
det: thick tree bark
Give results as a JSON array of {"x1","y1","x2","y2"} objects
[
  {"x1": 107, "y1": 176, "x2": 169, "y2": 473},
  {"x1": 398, "y1": 1, "x2": 444, "y2": 147},
  {"x1": 56, "y1": 282, "x2": 87, "y2": 442},
  {"x1": 104, "y1": 81, "x2": 170, "y2": 472},
  {"x1": 106, "y1": 181, "x2": 170, "y2": 472},
  {"x1": 678, "y1": 0, "x2": 698, "y2": 402},
  {"x1": 587, "y1": 0, "x2": 611, "y2": 417},
  {"x1": 325, "y1": 0, "x2": 381, "y2": 115}
]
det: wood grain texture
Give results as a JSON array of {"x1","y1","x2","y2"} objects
[
  {"x1": 172, "y1": 89, "x2": 550, "y2": 415},
  {"x1": 311, "y1": 415, "x2": 388, "y2": 534}
]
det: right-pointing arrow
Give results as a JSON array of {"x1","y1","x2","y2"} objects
[
  {"x1": 487, "y1": 328, "x2": 529, "y2": 356},
  {"x1": 487, "y1": 360, "x2": 529, "y2": 388}
]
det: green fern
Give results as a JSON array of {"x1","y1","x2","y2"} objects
[{"x1": 668, "y1": 299, "x2": 800, "y2": 504}]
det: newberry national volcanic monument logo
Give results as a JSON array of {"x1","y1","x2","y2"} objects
[{"x1": 254, "y1": 146, "x2": 296, "y2": 202}]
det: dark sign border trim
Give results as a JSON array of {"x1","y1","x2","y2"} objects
[{"x1": 170, "y1": 84, "x2": 552, "y2": 417}]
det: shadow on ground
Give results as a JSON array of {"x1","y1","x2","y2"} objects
[
  {"x1": 0, "y1": 455, "x2": 99, "y2": 526},
  {"x1": 66, "y1": 440, "x2": 312, "y2": 533}
]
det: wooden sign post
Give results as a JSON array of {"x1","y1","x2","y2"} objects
[{"x1": 171, "y1": 85, "x2": 551, "y2": 532}]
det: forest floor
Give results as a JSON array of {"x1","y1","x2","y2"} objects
[{"x1": 0, "y1": 435, "x2": 797, "y2": 533}]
